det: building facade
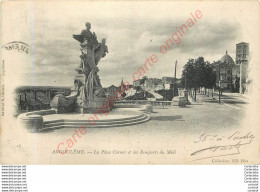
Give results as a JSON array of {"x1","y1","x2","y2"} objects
[
  {"x1": 213, "y1": 51, "x2": 240, "y2": 91},
  {"x1": 213, "y1": 42, "x2": 250, "y2": 92}
]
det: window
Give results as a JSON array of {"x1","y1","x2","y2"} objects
[
  {"x1": 227, "y1": 70, "x2": 231, "y2": 74},
  {"x1": 227, "y1": 76, "x2": 231, "y2": 81}
]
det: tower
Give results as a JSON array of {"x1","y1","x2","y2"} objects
[
  {"x1": 236, "y1": 42, "x2": 249, "y2": 94},
  {"x1": 121, "y1": 78, "x2": 124, "y2": 87}
]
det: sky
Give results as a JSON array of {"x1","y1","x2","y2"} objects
[{"x1": 5, "y1": 1, "x2": 256, "y2": 87}]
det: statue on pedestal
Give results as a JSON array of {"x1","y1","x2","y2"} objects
[
  {"x1": 72, "y1": 22, "x2": 110, "y2": 113},
  {"x1": 51, "y1": 22, "x2": 112, "y2": 114}
]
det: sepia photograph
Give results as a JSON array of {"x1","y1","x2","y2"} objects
[{"x1": 1, "y1": 1, "x2": 259, "y2": 164}]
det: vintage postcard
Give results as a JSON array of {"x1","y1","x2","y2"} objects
[{"x1": 1, "y1": 1, "x2": 259, "y2": 164}]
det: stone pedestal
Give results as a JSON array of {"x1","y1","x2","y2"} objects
[
  {"x1": 74, "y1": 73, "x2": 85, "y2": 85},
  {"x1": 178, "y1": 96, "x2": 186, "y2": 107},
  {"x1": 183, "y1": 90, "x2": 191, "y2": 105},
  {"x1": 82, "y1": 97, "x2": 114, "y2": 114}
]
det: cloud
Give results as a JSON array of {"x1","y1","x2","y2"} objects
[{"x1": 26, "y1": 5, "x2": 243, "y2": 87}]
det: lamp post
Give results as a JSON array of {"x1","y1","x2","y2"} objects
[
  {"x1": 183, "y1": 70, "x2": 189, "y2": 104},
  {"x1": 184, "y1": 71, "x2": 187, "y2": 90}
]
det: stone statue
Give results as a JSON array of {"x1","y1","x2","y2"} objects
[
  {"x1": 95, "y1": 38, "x2": 108, "y2": 65},
  {"x1": 50, "y1": 22, "x2": 112, "y2": 114},
  {"x1": 72, "y1": 22, "x2": 108, "y2": 112},
  {"x1": 75, "y1": 22, "x2": 98, "y2": 74}
]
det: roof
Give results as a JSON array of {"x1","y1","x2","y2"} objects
[
  {"x1": 236, "y1": 42, "x2": 249, "y2": 45},
  {"x1": 220, "y1": 51, "x2": 235, "y2": 65},
  {"x1": 146, "y1": 90, "x2": 163, "y2": 99}
]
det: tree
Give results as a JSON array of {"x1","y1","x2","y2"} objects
[
  {"x1": 181, "y1": 57, "x2": 216, "y2": 100},
  {"x1": 181, "y1": 59, "x2": 195, "y2": 89},
  {"x1": 181, "y1": 58, "x2": 203, "y2": 100},
  {"x1": 203, "y1": 62, "x2": 216, "y2": 90}
]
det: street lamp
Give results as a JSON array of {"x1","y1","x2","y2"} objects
[
  {"x1": 184, "y1": 71, "x2": 187, "y2": 90},
  {"x1": 183, "y1": 70, "x2": 189, "y2": 104}
]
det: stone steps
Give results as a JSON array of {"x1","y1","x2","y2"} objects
[
  {"x1": 44, "y1": 113, "x2": 147, "y2": 126},
  {"x1": 43, "y1": 114, "x2": 147, "y2": 127},
  {"x1": 41, "y1": 114, "x2": 150, "y2": 131}
]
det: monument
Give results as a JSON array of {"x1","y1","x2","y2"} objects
[
  {"x1": 51, "y1": 22, "x2": 113, "y2": 113},
  {"x1": 17, "y1": 22, "x2": 151, "y2": 132}
]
